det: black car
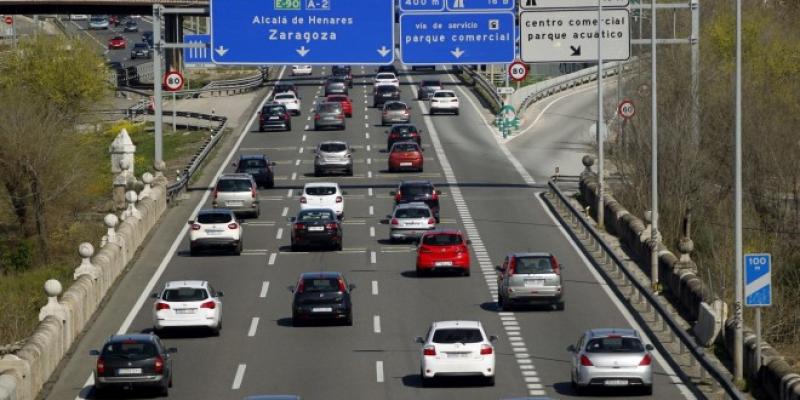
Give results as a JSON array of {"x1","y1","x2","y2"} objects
[
  {"x1": 290, "y1": 208, "x2": 342, "y2": 251},
  {"x1": 234, "y1": 154, "x2": 276, "y2": 188},
  {"x1": 374, "y1": 85, "x2": 400, "y2": 108},
  {"x1": 274, "y1": 81, "x2": 298, "y2": 95},
  {"x1": 90, "y1": 334, "x2": 176, "y2": 397},
  {"x1": 289, "y1": 271, "x2": 354, "y2": 326},
  {"x1": 123, "y1": 19, "x2": 139, "y2": 32},
  {"x1": 391, "y1": 180, "x2": 441, "y2": 221},
  {"x1": 130, "y1": 42, "x2": 150, "y2": 59},
  {"x1": 259, "y1": 103, "x2": 292, "y2": 132},
  {"x1": 331, "y1": 66, "x2": 353, "y2": 87},
  {"x1": 378, "y1": 65, "x2": 397, "y2": 75},
  {"x1": 142, "y1": 31, "x2": 153, "y2": 46},
  {"x1": 324, "y1": 78, "x2": 348, "y2": 96},
  {"x1": 386, "y1": 124, "x2": 422, "y2": 150}
]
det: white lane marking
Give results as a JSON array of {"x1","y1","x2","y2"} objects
[
  {"x1": 372, "y1": 280, "x2": 379, "y2": 295},
  {"x1": 302, "y1": 134, "x2": 307, "y2": 141},
  {"x1": 366, "y1": 144, "x2": 371, "y2": 152},
  {"x1": 231, "y1": 364, "x2": 246, "y2": 390},
  {"x1": 367, "y1": 171, "x2": 372, "y2": 178},
  {"x1": 376, "y1": 361, "x2": 384, "y2": 383},
  {"x1": 287, "y1": 189, "x2": 294, "y2": 198},
  {"x1": 366, "y1": 132, "x2": 370, "y2": 139},
  {"x1": 299, "y1": 147, "x2": 304, "y2": 154},
  {"x1": 260, "y1": 281, "x2": 270, "y2": 298},
  {"x1": 373, "y1": 315, "x2": 382, "y2": 333},
  {"x1": 365, "y1": 123, "x2": 369, "y2": 128},
  {"x1": 282, "y1": 207, "x2": 289, "y2": 217},
  {"x1": 268, "y1": 253, "x2": 277, "y2": 265},
  {"x1": 368, "y1": 188, "x2": 373, "y2": 196},
  {"x1": 364, "y1": 114, "x2": 369, "y2": 120},
  {"x1": 370, "y1": 226, "x2": 375, "y2": 237},
  {"x1": 367, "y1": 158, "x2": 372, "y2": 165},
  {"x1": 369, "y1": 206, "x2": 374, "y2": 215},
  {"x1": 370, "y1": 251, "x2": 376, "y2": 264},
  {"x1": 291, "y1": 172, "x2": 297, "y2": 180},
  {"x1": 247, "y1": 317, "x2": 260, "y2": 337},
  {"x1": 304, "y1": 124, "x2": 309, "y2": 130},
  {"x1": 537, "y1": 195, "x2": 696, "y2": 399},
  {"x1": 276, "y1": 228, "x2": 284, "y2": 240},
  {"x1": 295, "y1": 159, "x2": 301, "y2": 166}
]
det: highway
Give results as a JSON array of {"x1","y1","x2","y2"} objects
[
  {"x1": 46, "y1": 64, "x2": 695, "y2": 400},
  {"x1": 61, "y1": 15, "x2": 153, "y2": 67}
]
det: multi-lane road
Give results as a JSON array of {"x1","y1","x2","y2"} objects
[
  {"x1": 46, "y1": 64, "x2": 696, "y2": 400},
  {"x1": 61, "y1": 15, "x2": 153, "y2": 67}
]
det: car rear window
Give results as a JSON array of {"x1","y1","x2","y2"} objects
[
  {"x1": 134, "y1": 43, "x2": 147, "y2": 49},
  {"x1": 327, "y1": 96, "x2": 346, "y2": 102},
  {"x1": 401, "y1": 184, "x2": 432, "y2": 196},
  {"x1": 422, "y1": 234, "x2": 462, "y2": 246},
  {"x1": 377, "y1": 86, "x2": 398, "y2": 94},
  {"x1": 102, "y1": 342, "x2": 159, "y2": 360},
  {"x1": 395, "y1": 208, "x2": 430, "y2": 218},
  {"x1": 216, "y1": 179, "x2": 252, "y2": 192},
  {"x1": 434, "y1": 91, "x2": 456, "y2": 98},
  {"x1": 305, "y1": 186, "x2": 336, "y2": 196},
  {"x1": 385, "y1": 102, "x2": 407, "y2": 111},
  {"x1": 391, "y1": 143, "x2": 420, "y2": 152},
  {"x1": 302, "y1": 278, "x2": 340, "y2": 292},
  {"x1": 275, "y1": 93, "x2": 295, "y2": 100},
  {"x1": 197, "y1": 212, "x2": 232, "y2": 224},
  {"x1": 298, "y1": 210, "x2": 335, "y2": 221},
  {"x1": 318, "y1": 103, "x2": 342, "y2": 113},
  {"x1": 392, "y1": 126, "x2": 418, "y2": 134},
  {"x1": 241, "y1": 159, "x2": 267, "y2": 168},
  {"x1": 319, "y1": 143, "x2": 347, "y2": 152},
  {"x1": 263, "y1": 105, "x2": 286, "y2": 114},
  {"x1": 376, "y1": 73, "x2": 395, "y2": 80},
  {"x1": 585, "y1": 337, "x2": 645, "y2": 353},
  {"x1": 515, "y1": 257, "x2": 555, "y2": 274},
  {"x1": 422, "y1": 81, "x2": 441, "y2": 87},
  {"x1": 162, "y1": 288, "x2": 208, "y2": 302},
  {"x1": 432, "y1": 328, "x2": 483, "y2": 344}
]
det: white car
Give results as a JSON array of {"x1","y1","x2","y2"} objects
[
  {"x1": 416, "y1": 320, "x2": 497, "y2": 386},
  {"x1": 273, "y1": 91, "x2": 301, "y2": 115},
  {"x1": 292, "y1": 65, "x2": 313, "y2": 75},
  {"x1": 69, "y1": 14, "x2": 89, "y2": 20},
  {"x1": 373, "y1": 72, "x2": 400, "y2": 91},
  {"x1": 429, "y1": 90, "x2": 460, "y2": 115},
  {"x1": 188, "y1": 209, "x2": 243, "y2": 255},
  {"x1": 152, "y1": 280, "x2": 223, "y2": 335},
  {"x1": 300, "y1": 182, "x2": 345, "y2": 218}
]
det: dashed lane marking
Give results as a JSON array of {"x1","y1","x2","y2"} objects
[
  {"x1": 260, "y1": 281, "x2": 269, "y2": 298},
  {"x1": 231, "y1": 364, "x2": 246, "y2": 390}
]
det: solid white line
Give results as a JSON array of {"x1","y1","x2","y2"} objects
[
  {"x1": 282, "y1": 207, "x2": 289, "y2": 217},
  {"x1": 268, "y1": 253, "x2": 277, "y2": 265},
  {"x1": 370, "y1": 226, "x2": 375, "y2": 237},
  {"x1": 276, "y1": 228, "x2": 283, "y2": 240},
  {"x1": 247, "y1": 317, "x2": 260, "y2": 337},
  {"x1": 372, "y1": 280, "x2": 379, "y2": 295},
  {"x1": 260, "y1": 281, "x2": 269, "y2": 298},
  {"x1": 231, "y1": 364, "x2": 246, "y2": 390},
  {"x1": 376, "y1": 361, "x2": 384, "y2": 383},
  {"x1": 373, "y1": 315, "x2": 381, "y2": 333}
]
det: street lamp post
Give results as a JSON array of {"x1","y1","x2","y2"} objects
[
  {"x1": 596, "y1": 0, "x2": 605, "y2": 229},
  {"x1": 650, "y1": 0, "x2": 661, "y2": 293},
  {"x1": 733, "y1": 0, "x2": 744, "y2": 383}
]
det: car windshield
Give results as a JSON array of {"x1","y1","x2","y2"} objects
[
  {"x1": 376, "y1": 73, "x2": 395, "y2": 80},
  {"x1": 102, "y1": 341, "x2": 158, "y2": 360},
  {"x1": 196, "y1": 212, "x2": 232, "y2": 224},
  {"x1": 585, "y1": 337, "x2": 645, "y2": 353},
  {"x1": 162, "y1": 288, "x2": 208, "y2": 302},
  {"x1": 422, "y1": 234, "x2": 462, "y2": 246},
  {"x1": 241, "y1": 159, "x2": 267, "y2": 168},
  {"x1": 264, "y1": 105, "x2": 286, "y2": 115},
  {"x1": 319, "y1": 143, "x2": 347, "y2": 153},
  {"x1": 392, "y1": 143, "x2": 420, "y2": 152},
  {"x1": 432, "y1": 328, "x2": 483, "y2": 344},
  {"x1": 298, "y1": 210, "x2": 335, "y2": 221},
  {"x1": 216, "y1": 179, "x2": 252, "y2": 192},
  {"x1": 515, "y1": 257, "x2": 555, "y2": 274},
  {"x1": 395, "y1": 208, "x2": 430, "y2": 218},
  {"x1": 434, "y1": 92, "x2": 456, "y2": 98},
  {"x1": 301, "y1": 278, "x2": 341, "y2": 292},
  {"x1": 305, "y1": 186, "x2": 336, "y2": 196},
  {"x1": 385, "y1": 102, "x2": 407, "y2": 111},
  {"x1": 401, "y1": 184, "x2": 432, "y2": 197}
]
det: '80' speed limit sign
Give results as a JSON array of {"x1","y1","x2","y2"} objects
[
  {"x1": 163, "y1": 71, "x2": 185, "y2": 92},
  {"x1": 509, "y1": 61, "x2": 528, "y2": 82}
]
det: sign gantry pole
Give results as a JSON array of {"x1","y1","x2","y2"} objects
[{"x1": 596, "y1": 0, "x2": 605, "y2": 229}]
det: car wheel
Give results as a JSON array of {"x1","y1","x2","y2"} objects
[
  {"x1": 286, "y1": 123, "x2": 292, "y2": 131},
  {"x1": 292, "y1": 314, "x2": 302, "y2": 327},
  {"x1": 572, "y1": 379, "x2": 586, "y2": 395},
  {"x1": 500, "y1": 296, "x2": 511, "y2": 311},
  {"x1": 234, "y1": 241, "x2": 242, "y2": 256},
  {"x1": 210, "y1": 323, "x2": 221, "y2": 336},
  {"x1": 291, "y1": 242, "x2": 299, "y2": 252},
  {"x1": 418, "y1": 166, "x2": 424, "y2": 172},
  {"x1": 455, "y1": 109, "x2": 460, "y2": 115},
  {"x1": 314, "y1": 168, "x2": 321, "y2": 177},
  {"x1": 336, "y1": 241, "x2": 343, "y2": 251},
  {"x1": 189, "y1": 245, "x2": 198, "y2": 257},
  {"x1": 420, "y1": 372, "x2": 432, "y2": 387},
  {"x1": 268, "y1": 179, "x2": 275, "y2": 188},
  {"x1": 485, "y1": 376, "x2": 495, "y2": 386},
  {"x1": 416, "y1": 268, "x2": 426, "y2": 277},
  {"x1": 462, "y1": 268, "x2": 470, "y2": 277},
  {"x1": 254, "y1": 207, "x2": 261, "y2": 218},
  {"x1": 556, "y1": 301, "x2": 565, "y2": 311},
  {"x1": 641, "y1": 385, "x2": 653, "y2": 396},
  {"x1": 93, "y1": 385, "x2": 106, "y2": 398},
  {"x1": 345, "y1": 313, "x2": 353, "y2": 326},
  {"x1": 158, "y1": 384, "x2": 168, "y2": 397},
  {"x1": 497, "y1": 294, "x2": 504, "y2": 310},
  {"x1": 347, "y1": 168, "x2": 354, "y2": 176}
]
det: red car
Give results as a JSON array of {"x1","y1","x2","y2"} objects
[
  {"x1": 325, "y1": 95, "x2": 353, "y2": 117},
  {"x1": 108, "y1": 36, "x2": 127, "y2": 49},
  {"x1": 416, "y1": 230, "x2": 471, "y2": 276},
  {"x1": 388, "y1": 141, "x2": 423, "y2": 172}
]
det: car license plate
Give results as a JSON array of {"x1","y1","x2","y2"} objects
[
  {"x1": 312, "y1": 307, "x2": 332, "y2": 312},
  {"x1": 325, "y1": 116, "x2": 336, "y2": 120},
  {"x1": 525, "y1": 279, "x2": 544, "y2": 287},
  {"x1": 400, "y1": 162, "x2": 412, "y2": 167},
  {"x1": 383, "y1": 94, "x2": 392, "y2": 97},
  {"x1": 435, "y1": 261, "x2": 453, "y2": 267},
  {"x1": 446, "y1": 353, "x2": 468, "y2": 358},
  {"x1": 117, "y1": 368, "x2": 142, "y2": 375},
  {"x1": 175, "y1": 309, "x2": 195, "y2": 314},
  {"x1": 604, "y1": 379, "x2": 628, "y2": 386},
  {"x1": 226, "y1": 201, "x2": 243, "y2": 207},
  {"x1": 205, "y1": 229, "x2": 222, "y2": 235},
  {"x1": 269, "y1": 116, "x2": 280, "y2": 120},
  {"x1": 308, "y1": 226, "x2": 324, "y2": 231}
]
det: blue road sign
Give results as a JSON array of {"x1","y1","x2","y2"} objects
[
  {"x1": 745, "y1": 253, "x2": 772, "y2": 307},
  {"x1": 210, "y1": 0, "x2": 394, "y2": 65},
  {"x1": 445, "y1": 0, "x2": 514, "y2": 11},
  {"x1": 400, "y1": 12, "x2": 515, "y2": 64},
  {"x1": 183, "y1": 34, "x2": 212, "y2": 66},
  {"x1": 400, "y1": 0, "x2": 446, "y2": 12}
]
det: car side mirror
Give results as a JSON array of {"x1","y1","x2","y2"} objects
[
  {"x1": 414, "y1": 336, "x2": 425, "y2": 344},
  {"x1": 342, "y1": 191, "x2": 348, "y2": 195},
  {"x1": 389, "y1": 191, "x2": 396, "y2": 196},
  {"x1": 187, "y1": 220, "x2": 195, "y2": 225},
  {"x1": 231, "y1": 162, "x2": 237, "y2": 167},
  {"x1": 489, "y1": 335, "x2": 498, "y2": 343},
  {"x1": 645, "y1": 344, "x2": 654, "y2": 351},
  {"x1": 435, "y1": 190, "x2": 442, "y2": 195},
  {"x1": 168, "y1": 347, "x2": 178, "y2": 354},
  {"x1": 566, "y1": 345, "x2": 576, "y2": 353},
  {"x1": 217, "y1": 291, "x2": 224, "y2": 297},
  {"x1": 465, "y1": 240, "x2": 472, "y2": 245},
  {"x1": 348, "y1": 284, "x2": 356, "y2": 291},
  {"x1": 151, "y1": 292, "x2": 159, "y2": 299},
  {"x1": 89, "y1": 349, "x2": 100, "y2": 356},
  {"x1": 380, "y1": 219, "x2": 389, "y2": 224},
  {"x1": 287, "y1": 285, "x2": 295, "y2": 293},
  {"x1": 271, "y1": 162, "x2": 277, "y2": 166},
  {"x1": 385, "y1": 130, "x2": 389, "y2": 134},
  {"x1": 495, "y1": 265, "x2": 502, "y2": 272}
]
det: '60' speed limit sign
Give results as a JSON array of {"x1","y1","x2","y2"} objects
[
  {"x1": 163, "y1": 71, "x2": 185, "y2": 92},
  {"x1": 508, "y1": 61, "x2": 528, "y2": 82}
]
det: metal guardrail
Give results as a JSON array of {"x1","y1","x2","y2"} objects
[
  {"x1": 460, "y1": 65, "x2": 504, "y2": 111},
  {"x1": 114, "y1": 67, "x2": 267, "y2": 98},
  {"x1": 544, "y1": 179, "x2": 746, "y2": 400}
]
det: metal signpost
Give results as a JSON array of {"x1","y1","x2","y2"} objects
[
  {"x1": 399, "y1": 12, "x2": 515, "y2": 64},
  {"x1": 745, "y1": 253, "x2": 772, "y2": 373},
  {"x1": 401, "y1": 0, "x2": 514, "y2": 11},
  {"x1": 509, "y1": 61, "x2": 528, "y2": 81},
  {"x1": 520, "y1": 0, "x2": 628, "y2": 8},
  {"x1": 183, "y1": 34, "x2": 213, "y2": 67},
  {"x1": 210, "y1": 0, "x2": 394, "y2": 64},
  {"x1": 618, "y1": 99, "x2": 635, "y2": 119}
]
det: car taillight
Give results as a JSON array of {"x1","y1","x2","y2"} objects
[
  {"x1": 508, "y1": 258, "x2": 516, "y2": 275},
  {"x1": 228, "y1": 222, "x2": 238, "y2": 230},
  {"x1": 390, "y1": 218, "x2": 399, "y2": 225},
  {"x1": 337, "y1": 114, "x2": 344, "y2": 120},
  {"x1": 639, "y1": 354, "x2": 652, "y2": 366},
  {"x1": 383, "y1": 111, "x2": 388, "y2": 116},
  {"x1": 580, "y1": 355, "x2": 593, "y2": 366},
  {"x1": 326, "y1": 223, "x2": 338, "y2": 231},
  {"x1": 456, "y1": 245, "x2": 467, "y2": 254},
  {"x1": 296, "y1": 280, "x2": 305, "y2": 293},
  {"x1": 338, "y1": 279, "x2": 346, "y2": 292},
  {"x1": 285, "y1": 113, "x2": 291, "y2": 120},
  {"x1": 212, "y1": 188, "x2": 218, "y2": 199},
  {"x1": 96, "y1": 357, "x2": 105, "y2": 375},
  {"x1": 154, "y1": 355, "x2": 164, "y2": 374},
  {"x1": 551, "y1": 255, "x2": 561, "y2": 275},
  {"x1": 423, "y1": 346, "x2": 436, "y2": 356},
  {"x1": 394, "y1": 191, "x2": 401, "y2": 202},
  {"x1": 390, "y1": 133, "x2": 399, "y2": 139},
  {"x1": 155, "y1": 302, "x2": 170, "y2": 310},
  {"x1": 251, "y1": 187, "x2": 256, "y2": 198},
  {"x1": 294, "y1": 223, "x2": 304, "y2": 231},
  {"x1": 431, "y1": 190, "x2": 439, "y2": 201},
  {"x1": 336, "y1": 196, "x2": 343, "y2": 203},
  {"x1": 200, "y1": 300, "x2": 216, "y2": 309},
  {"x1": 480, "y1": 344, "x2": 493, "y2": 355},
  {"x1": 191, "y1": 223, "x2": 201, "y2": 230},
  {"x1": 314, "y1": 114, "x2": 320, "y2": 120},
  {"x1": 300, "y1": 196, "x2": 307, "y2": 204},
  {"x1": 427, "y1": 217, "x2": 436, "y2": 224}
]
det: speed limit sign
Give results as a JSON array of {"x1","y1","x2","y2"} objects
[
  {"x1": 509, "y1": 61, "x2": 528, "y2": 82},
  {"x1": 618, "y1": 99, "x2": 635, "y2": 119},
  {"x1": 163, "y1": 71, "x2": 185, "y2": 92}
]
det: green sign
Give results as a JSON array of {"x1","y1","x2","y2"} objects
[
  {"x1": 495, "y1": 104, "x2": 520, "y2": 138},
  {"x1": 274, "y1": 0, "x2": 301, "y2": 10}
]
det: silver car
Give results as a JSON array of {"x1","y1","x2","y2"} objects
[
  {"x1": 212, "y1": 173, "x2": 260, "y2": 218},
  {"x1": 313, "y1": 102, "x2": 345, "y2": 131},
  {"x1": 384, "y1": 202, "x2": 435, "y2": 242},
  {"x1": 496, "y1": 252, "x2": 564, "y2": 311},
  {"x1": 314, "y1": 141, "x2": 354, "y2": 176},
  {"x1": 567, "y1": 328, "x2": 654, "y2": 395},
  {"x1": 381, "y1": 101, "x2": 411, "y2": 126}
]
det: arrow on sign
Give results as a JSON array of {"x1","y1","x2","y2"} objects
[
  {"x1": 450, "y1": 47, "x2": 465, "y2": 59},
  {"x1": 570, "y1": 45, "x2": 581, "y2": 56},
  {"x1": 215, "y1": 46, "x2": 229, "y2": 56},
  {"x1": 377, "y1": 46, "x2": 391, "y2": 57},
  {"x1": 296, "y1": 46, "x2": 310, "y2": 57}
]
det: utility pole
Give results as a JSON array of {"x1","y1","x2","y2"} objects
[
  {"x1": 690, "y1": 0, "x2": 700, "y2": 147},
  {"x1": 650, "y1": 0, "x2": 660, "y2": 293},
  {"x1": 153, "y1": 5, "x2": 163, "y2": 165},
  {"x1": 596, "y1": 0, "x2": 605, "y2": 228},
  {"x1": 733, "y1": 0, "x2": 744, "y2": 383}
]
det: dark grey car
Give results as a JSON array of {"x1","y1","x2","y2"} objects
[
  {"x1": 90, "y1": 334, "x2": 176, "y2": 397},
  {"x1": 374, "y1": 85, "x2": 400, "y2": 108},
  {"x1": 130, "y1": 42, "x2": 150, "y2": 59},
  {"x1": 313, "y1": 102, "x2": 345, "y2": 131},
  {"x1": 381, "y1": 101, "x2": 411, "y2": 126},
  {"x1": 418, "y1": 80, "x2": 443, "y2": 100},
  {"x1": 289, "y1": 271, "x2": 355, "y2": 326},
  {"x1": 324, "y1": 78, "x2": 348, "y2": 96}
]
